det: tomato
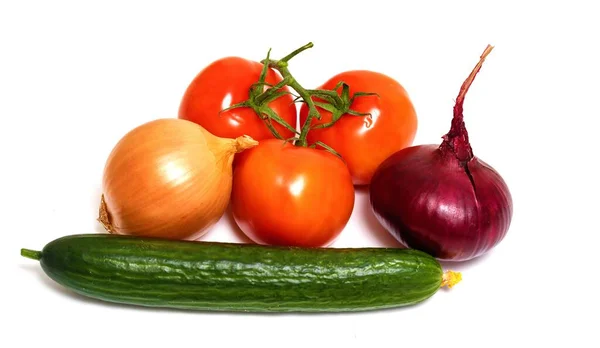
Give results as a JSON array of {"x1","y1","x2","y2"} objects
[
  {"x1": 231, "y1": 139, "x2": 355, "y2": 247},
  {"x1": 299, "y1": 70, "x2": 417, "y2": 185},
  {"x1": 179, "y1": 57, "x2": 297, "y2": 141}
]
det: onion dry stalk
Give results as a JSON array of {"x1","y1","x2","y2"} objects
[
  {"x1": 369, "y1": 45, "x2": 513, "y2": 262},
  {"x1": 99, "y1": 118, "x2": 257, "y2": 240}
]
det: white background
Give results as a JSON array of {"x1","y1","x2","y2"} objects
[{"x1": 2, "y1": 0, "x2": 599, "y2": 347}]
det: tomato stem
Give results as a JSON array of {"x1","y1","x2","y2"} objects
[
  {"x1": 255, "y1": 76, "x2": 292, "y2": 104},
  {"x1": 219, "y1": 48, "x2": 299, "y2": 140},
  {"x1": 259, "y1": 43, "x2": 322, "y2": 147},
  {"x1": 246, "y1": 42, "x2": 379, "y2": 152},
  {"x1": 280, "y1": 42, "x2": 314, "y2": 63},
  {"x1": 254, "y1": 48, "x2": 272, "y2": 97},
  {"x1": 277, "y1": 65, "x2": 320, "y2": 147}
]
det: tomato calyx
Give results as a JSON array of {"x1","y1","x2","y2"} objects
[
  {"x1": 221, "y1": 49, "x2": 299, "y2": 140},
  {"x1": 307, "y1": 81, "x2": 379, "y2": 130}
]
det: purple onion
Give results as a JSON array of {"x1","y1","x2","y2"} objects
[{"x1": 369, "y1": 45, "x2": 513, "y2": 261}]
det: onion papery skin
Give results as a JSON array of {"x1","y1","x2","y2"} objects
[
  {"x1": 369, "y1": 145, "x2": 513, "y2": 261},
  {"x1": 100, "y1": 118, "x2": 256, "y2": 241}
]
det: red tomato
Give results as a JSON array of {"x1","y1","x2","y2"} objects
[
  {"x1": 231, "y1": 139, "x2": 355, "y2": 247},
  {"x1": 299, "y1": 71, "x2": 417, "y2": 185},
  {"x1": 179, "y1": 57, "x2": 297, "y2": 141}
]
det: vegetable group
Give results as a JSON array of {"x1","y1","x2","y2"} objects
[
  {"x1": 369, "y1": 45, "x2": 513, "y2": 261},
  {"x1": 21, "y1": 234, "x2": 461, "y2": 312},
  {"x1": 20, "y1": 41, "x2": 514, "y2": 313},
  {"x1": 99, "y1": 118, "x2": 257, "y2": 240}
]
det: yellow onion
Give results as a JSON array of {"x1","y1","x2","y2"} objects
[{"x1": 98, "y1": 118, "x2": 258, "y2": 240}]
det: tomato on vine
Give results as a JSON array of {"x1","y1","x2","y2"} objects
[
  {"x1": 225, "y1": 43, "x2": 407, "y2": 247},
  {"x1": 299, "y1": 71, "x2": 418, "y2": 185},
  {"x1": 178, "y1": 55, "x2": 297, "y2": 141}
]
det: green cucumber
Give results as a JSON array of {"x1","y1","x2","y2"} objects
[{"x1": 21, "y1": 234, "x2": 460, "y2": 312}]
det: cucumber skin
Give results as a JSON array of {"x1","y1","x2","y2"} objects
[{"x1": 38, "y1": 234, "x2": 443, "y2": 313}]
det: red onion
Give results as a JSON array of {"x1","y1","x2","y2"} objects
[{"x1": 369, "y1": 45, "x2": 513, "y2": 262}]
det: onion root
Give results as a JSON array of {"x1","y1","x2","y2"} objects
[{"x1": 98, "y1": 194, "x2": 114, "y2": 233}]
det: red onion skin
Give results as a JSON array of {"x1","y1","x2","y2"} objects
[{"x1": 369, "y1": 145, "x2": 513, "y2": 261}]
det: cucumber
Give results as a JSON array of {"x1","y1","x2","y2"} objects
[{"x1": 21, "y1": 234, "x2": 460, "y2": 312}]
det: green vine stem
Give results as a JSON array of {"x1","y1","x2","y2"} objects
[
  {"x1": 260, "y1": 43, "x2": 322, "y2": 147},
  {"x1": 220, "y1": 49, "x2": 298, "y2": 140},
  {"x1": 224, "y1": 42, "x2": 377, "y2": 152}
]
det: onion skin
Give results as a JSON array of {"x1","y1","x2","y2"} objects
[
  {"x1": 99, "y1": 118, "x2": 257, "y2": 241},
  {"x1": 369, "y1": 145, "x2": 513, "y2": 261},
  {"x1": 369, "y1": 45, "x2": 513, "y2": 261}
]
